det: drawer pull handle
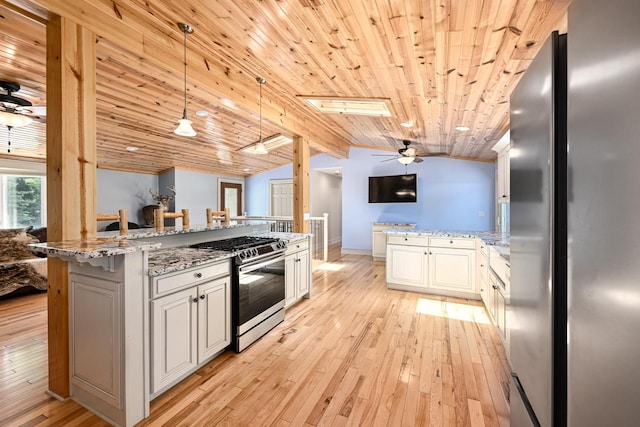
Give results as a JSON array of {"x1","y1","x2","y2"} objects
[
  {"x1": 192, "y1": 297, "x2": 199, "y2": 303},
  {"x1": 195, "y1": 272, "x2": 203, "y2": 279},
  {"x1": 200, "y1": 294, "x2": 206, "y2": 300}
]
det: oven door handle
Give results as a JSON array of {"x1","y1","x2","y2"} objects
[{"x1": 238, "y1": 254, "x2": 286, "y2": 274}]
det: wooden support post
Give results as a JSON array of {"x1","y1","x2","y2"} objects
[
  {"x1": 181, "y1": 209, "x2": 190, "y2": 229},
  {"x1": 293, "y1": 135, "x2": 310, "y2": 233},
  {"x1": 154, "y1": 209, "x2": 165, "y2": 231},
  {"x1": 46, "y1": 14, "x2": 97, "y2": 398}
]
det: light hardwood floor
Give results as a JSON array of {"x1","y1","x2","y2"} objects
[{"x1": 0, "y1": 245, "x2": 510, "y2": 426}]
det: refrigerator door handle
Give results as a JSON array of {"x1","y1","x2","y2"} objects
[{"x1": 511, "y1": 373, "x2": 542, "y2": 427}]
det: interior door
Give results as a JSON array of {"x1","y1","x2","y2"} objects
[
  {"x1": 220, "y1": 182, "x2": 242, "y2": 217},
  {"x1": 270, "y1": 180, "x2": 293, "y2": 216}
]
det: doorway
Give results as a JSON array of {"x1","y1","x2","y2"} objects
[{"x1": 219, "y1": 179, "x2": 243, "y2": 217}]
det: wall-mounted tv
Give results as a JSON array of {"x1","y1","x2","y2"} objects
[{"x1": 368, "y1": 173, "x2": 417, "y2": 203}]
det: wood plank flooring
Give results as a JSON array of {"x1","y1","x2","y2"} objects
[{"x1": 0, "y1": 245, "x2": 510, "y2": 426}]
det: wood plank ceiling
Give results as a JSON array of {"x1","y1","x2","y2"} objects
[{"x1": 0, "y1": 0, "x2": 569, "y2": 177}]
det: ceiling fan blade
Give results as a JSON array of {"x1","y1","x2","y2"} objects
[
  {"x1": 380, "y1": 157, "x2": 398, "y2": 162},
  {"x1": 413, "y1": 156, "x2": 424, "y2": 163},
  {"x1": 372, "y1": 154, "x2": 399, "y2": 157},
  {"x1": 416, "y1": 152, "x2": 450, "y2": 157}
]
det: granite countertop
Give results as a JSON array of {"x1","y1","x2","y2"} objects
[
  {"x1": 147, "y1": 232, "x2": 311, "y2": 276},
  {"x1": 373, "y1": 222, "x2": 417, "y2": 227},
  {"x1": 97, "y1": 221, "x2": 268, "y2": 240},
  {"x1": 29, "y1": 239, "x2": 161, "y2": 259},
  {"x1": 384, "y1": 228, "x2": 510, "y2": 261},
  {"x1": 254, "y1": 231, "x2": 311, "y2": 243},
  {"x1": 384, "y1": 228, "x2": 510, "y2": 246},
  {"x1": 148, "y1": 248, "x2": 231, "y2": 276}
]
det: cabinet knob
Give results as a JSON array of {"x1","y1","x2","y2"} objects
[
  {"x1": 404, "y1": 237, "x2": 408, "y2": 241},
  {"x1": 429, "y1": 252, "x2": 432, "y2": 255},
  {"x1": 192, "y1": 297, "x2": 199, "y2": 303},
  {"x1": 449, "y1": 240, "x2": 453, "y2": 244},
  {"x1": 194, "y1": 272, "x2": 203, "y2": 279},
  {"x1": 481, "y1": 264, "x2": 484, "y2": 267},
  {"x1": 481, "y1": 288, "x2": 484, "y2": 292},
  {"x1": 199, "y1": 294, "x2": 206, "y2": 300},
  {"x1": 492, "y1": 285, "x2": 498, "y2": 290}
]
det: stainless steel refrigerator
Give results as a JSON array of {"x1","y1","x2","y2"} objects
[{"x1": 510, "y1": 0, "x2": 640, "y2": 425}]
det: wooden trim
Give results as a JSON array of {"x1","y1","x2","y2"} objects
[
  {"x1": 292, "y1": 136, "x2": 310, "y2": 233},
  {"x1": 154, "y1": 208, "x2": 190, "y2": 231},
  {"x1": 0, "y1": 0, "x2": 48, "y2": 24},
  {"x1": 206, "y1": 208, "x2": 230, "y2": 227},
  {"x1": 45, "y1": 14, "x2": 97, "y2": 398}
]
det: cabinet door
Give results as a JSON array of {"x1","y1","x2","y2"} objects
[
  {"x1": 198, "y1": 277, "x2": 231, "y2": 363},
  {"x1": 386, "y1": 244, "x2": 428, "y2": 287},
  {"x1": 284, "y1": 254, "x2": 297, "y2": 307},
  {"x1": 372, "y1": 231, "x2": 387, "y2": 258},
  {"x1": 296, "y1": 250, "x2": 310, "y2": 296},
  {"x1": 429, "y1": 248, "x2": 476, "y2": 293},
  {"x1": 151, "y1": 287, "x2": 198, "y2": 393},
  {"x1": 496, "y1": 287, "x2": 507, "y2": 340},
  {"x1": 486, "y1": 274, "x2": 498, "y2": 322}
]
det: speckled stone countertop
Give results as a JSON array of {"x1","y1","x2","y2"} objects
[
  {"x1": 384, "y1": 228, "x2": 510, "y2": 247},
  {"x1": 148, "y1": 248, "x2": 231, "y2": 277},
  {"x1": 373, "y1": 222, "x2": 417, "y2": 227},
  {"x1": 98, "y1": 222, "x2": 267, "y2": 240},
  {"x1": 29, "y1": 239, "x2": 162, "y2": 259},
  {"x1": 147, "y1": 232, "x2": 311, "y2": 276}
]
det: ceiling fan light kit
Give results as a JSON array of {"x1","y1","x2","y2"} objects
[
  {"x1": 174, "y1": 22, "x2": 196, "y2": 137},
  {"x1": 397, "y1": 156, "x2": 415, "y2": 165},
  {"x1": 0, "y1": 110, "x2": 32, "y2": 128}
]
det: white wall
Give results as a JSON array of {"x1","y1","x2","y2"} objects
[
  {"x1": 311, "y1": 170, "x2": 342, "y2": 244},
  {"x1": 97, "y1": 169, "x2": 158, "y2": 229}
]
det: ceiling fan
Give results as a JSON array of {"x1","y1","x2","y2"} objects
[
  {"x1": 373, "y1": 139, "x2": 449, "y2": 164},
  {"x1": 0, "y1": 81, "x2": 46, "y2": 126}
]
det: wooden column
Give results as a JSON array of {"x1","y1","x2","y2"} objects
[
  {"x1": 46, "y1": 15, "x2": 97, "y2": 398},
  {"x1": 293, "y1": 135, "x2": 310, "y2": 233}
]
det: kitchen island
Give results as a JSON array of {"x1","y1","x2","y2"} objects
[{"x1": 29, "y1": 223, "x2": 311, "y2": 427}]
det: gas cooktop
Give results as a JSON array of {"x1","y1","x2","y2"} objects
[{"x1": 190, "y1": 236, "x2": 280, "y2": 251}]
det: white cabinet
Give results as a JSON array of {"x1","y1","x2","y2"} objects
[
  {"x1": 285, "y1": 238, "x2": 311, "y2": 307},
  {"x1": 197, "y1": 277, "x2": 231, "y2": 362},
  {"x1": 386, "y1": 236, "x2": 476, "y2": 297},
  {"x1": 497, "y1": 146, "x2": 510, "y2": 203},
  {"x1": 386, "y1": 244, "x2": 428, "y2": 288},
  {"x1": 428, "y1": 247, "x2": 476, "y2": 293},
  {"x1": 150, "y1": 262, "x2": 231, "y2": 395},
  {"x1": 477, "y1": 242, "x2": 490, "y2": 304},
  {"x1": 151, "y1": 287, "x2": 198, "y2": 393},
  {"x1": 372, "y1": 223, "x2": 416, "y2": 260}
]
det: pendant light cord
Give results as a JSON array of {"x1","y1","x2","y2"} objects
[
  {"x1": 183, "y1": 28, "x2": 187, "y2": 118},
  {"x1": 259, "y1": 81, "x2": 262, "y2": 142}
]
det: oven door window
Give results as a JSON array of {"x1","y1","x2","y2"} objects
[{"x1": 237, "y1": 256, "x2": 285, "y2": 326}]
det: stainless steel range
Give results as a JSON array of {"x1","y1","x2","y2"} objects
[{"x1": 191, "y1": 236, "x2": 287, "y2": 352}]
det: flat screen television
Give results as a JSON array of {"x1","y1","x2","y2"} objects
[{"x1": 368, "y1": 173, "x2": 417, "y2": 203}]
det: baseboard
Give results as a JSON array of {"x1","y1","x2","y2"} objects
[{"x1": 340, "y1": 248, "x2": 371, "y2": 256}]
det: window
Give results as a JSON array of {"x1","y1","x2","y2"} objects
[{"x1": 0, "y1": 174, "x2": 47, "y2": 228}]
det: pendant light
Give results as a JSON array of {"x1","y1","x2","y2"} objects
[
  {"x1": 253, "y1": 77, "x2": 268, "y2": 154},
  {"x1": 174, "y1": 23, "x2": 196, "y2": 137}
]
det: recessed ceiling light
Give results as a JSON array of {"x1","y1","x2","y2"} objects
[
  {"x1": 195, "y1": 110, "x2": 209, "y2": 117},
  {"x1": 243, "y1": 168, "x2": 250, "y2": 172},
  {"x1": 455, "y1": 126, "x2": 470, "y2": 131},
  {"x1": 126, "y1": 146, "x2": 139, "y2": 151},
  {"x1": 401, "y1": 121, "x2": 414, "y2": 128}
]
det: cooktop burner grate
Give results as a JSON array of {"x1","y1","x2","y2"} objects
[{"x1": 190, "y1": 236, "x2": 279, "y2": 251}]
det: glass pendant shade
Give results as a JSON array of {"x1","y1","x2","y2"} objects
[
  {"x1": 253, "y1": 140, "x2": 269, "y2": 154},
  {"x1": 0, "y1": 111, "x2": 32, "y2": 128},
  {"x1": 397, "y1": 156, "x2": 415, "y2": 165},
  {"x1": 174, "y1": 119, "x2": 196, "y2": 137},
  {"x1": 174, "y1": 108, "x2": 196, "y2": 136}
]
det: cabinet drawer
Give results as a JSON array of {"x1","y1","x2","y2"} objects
[
  {"x1": 478, "y1": 240, "x2": 490, "y2": 258},
  {"x1": 286, "y1": 239, "x2": 309, "y2": 255},
  {"x1": 387, "y1": 235, "x2": 428, "y2": 246},
  {"x1": 152, "y1": 261, "x2": 230, "y2": 298},
  {"x1": 429, "y1": 237, "x2": 475, "y2": 249}
]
